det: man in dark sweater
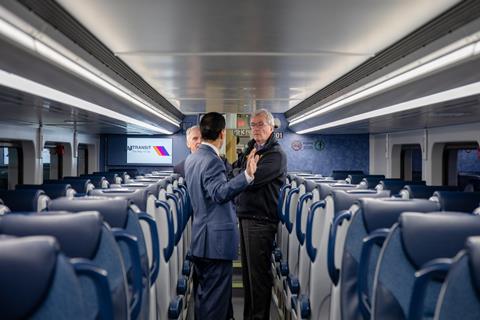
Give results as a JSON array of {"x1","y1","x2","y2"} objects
[{"x1": 234, "y1": 109, "x2": 287, "y2": 320}]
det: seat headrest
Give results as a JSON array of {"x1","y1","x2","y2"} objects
[
  {"x1": 400, "y1": 212, "x2": 480, "y2": 269},
  {"x1": 0, "y1": 236, "x2": 59, "y2": 320},
  {"x1": 0, "y1": 189, "x2": 46, "y2": 211},
  {"x1": 303, "y1": 180, "x2": 316, "y2": 193},
  {"x1": 358, "y1": 198, "x2": 440, "y2": 233},
  {"x1": 330, "y1": 189, "x2": 390, "y2": 212},
  {"x1": 466, "y1": 236, "x2": 480, "y2": 295},
  {"x1": 294, "y1": 176, "x2": 305, "y2": 185},
  {"x1": 434, "y1": 191, "x2": 480, "y2": 212},
  {"x1": 0, "y1": 211, "x2": 102, "y2": 259},
  {"x1": 378, "y1": 180, "x2": 408, "y2": 194},
  {"x1": 48, "y1": 197, "x2": 130, "y2": 228},
  {"x1": 403, "y1": 185, "x2": 460, "y2": 199},
  {"x1": 89, "y1": 188, "x2": 149, "y2": 211},
  {"x1": 121, "y1": 183, "x2": 158, "y2": 198}
]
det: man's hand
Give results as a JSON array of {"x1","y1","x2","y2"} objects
[{"x1": 246, "y1": 148, "x2": 260, "y2": 178}]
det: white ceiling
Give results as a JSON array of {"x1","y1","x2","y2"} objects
[{"x1": 55, "y1": 0, "x2": 461, "y2": 114}]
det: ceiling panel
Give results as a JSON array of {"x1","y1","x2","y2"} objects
[{"x1": 55, "y1": 0, "x2": 461, "y2": 114}]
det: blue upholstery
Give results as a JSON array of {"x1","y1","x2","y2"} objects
[
  {"x1": 0, "y1": 211, "x2": 129, "y2": 319},
  {"x1": 378, "y1": 180, "x2": 425, "y2": 195},
  {"x1": 91, "y1": 172, "x2": 120, "y2": 184},
  {"x1": 16, "y1": 183, "x2": 73, "y2": 199},
  {"x1": 48, "y1": 197, "x2": 129, "y2": 229},
  {"x1": 434, "y1": 191, "x2": 480, "y2": 212},
  {"x1": 372, "y1": 212, "x2": 480, "y2": 320},
  {"x1": 434, "y1": 237, "x2": 480, "y2": 319},
  {"x1": 347, "y1": 174, "x2": 366, "y2": 184},
  {"x1": 80, "y1": 175, "x2": 108, "y2": 188},
  {"x1": 339, "y1": 198, "x2": 440, "y2": 320},
  {"x1": 0, "y1": 236, "x2": 90, "y2": 320},
  {"x1": 402, "y1": 185, "x2": 459, "y2": 199},
  {"x1": 331, "y1": 170, "x2": 364, "y2": 180},
  {"x1": 0, "y1": 189, "x2": 46, "y2": 211},
  {"x1": 360, "y1": 176, "x2": 385, "y2": 189},
  {"x1": 0, "y1": 211, "x2": 101, "y2": 259},
  {"x1": 401, "y1": 212, "x2": 480, "y2": 269},
  {"x1": 47, "y1": 197, "x2": 150, "y2": 320},
  {"x1": 89, "y1": 188, "x2": 151, "y2": 212},
  {"x1": 61, "y1": 178, "x2": 92, "y2": 193}
]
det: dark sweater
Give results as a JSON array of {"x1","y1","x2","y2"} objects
[{"x1": 234, "y1": 134, "x2": 287, "y2": 222}]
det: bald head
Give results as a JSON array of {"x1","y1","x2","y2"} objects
[{"x1": 186, "y1": 125, "x2": 201, "y2": 153}]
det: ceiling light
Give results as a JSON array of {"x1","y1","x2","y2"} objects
[
  {"x1": 0, "y1": 69, "x2": 172, "y2": 134},
  {"x1": 297, "y1": 81, "x2": 480, "y2": 134},
  {"x1": 0, "y1": 16, "x2": 179, "y2": 127},
  {"x1": 289, "y1": 33, "x2": 480, "y2": 126}
]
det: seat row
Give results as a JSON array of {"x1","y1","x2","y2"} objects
[
  {"x1": 273, "y1": 171, "x2": 480, "y2": 320},
  {"x1": 0, "y1": 171, "x2": 193, "y2": 320}
]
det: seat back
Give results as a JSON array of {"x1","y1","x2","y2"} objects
[
  {"x1": 0, "y1": 236, "x2": 90, "y2": 320},
  {"x1": 434, "y1": 236, "x2": 480, "y2": 320},
  {"x1": 61, "y1": 178, "x2": 95, "y2": 194},
  {"x1": 331, "y1": 170, "x2": 364, "y2": 180},
  {"x1": 338, "y1": 198, "x2": 440, "y2": 320},
  {"x1": 0, "y1": 211, "x2": 129, "y2": 319},
  {"x1": 400, "y1": 185, "x2": 460, "y2": 199},
  {"x1": 432, "y1": 191, "x2": 480, "y2": 212},
  {"x1": 372, "y1": 212, "x2": 480, "y2": 320},
  {"x1": 16, "y1": 183, "x2": 76, "y2": 199},
  {"x1": 0, "y1": 189, "x2": 49, "y2": 211},
  {"x1": 48, "y1": 197, "x2": 151, "y2": 320}
]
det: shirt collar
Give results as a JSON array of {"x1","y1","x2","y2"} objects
[{"x1": 201, "y1": 142, "x2": 220, "y2": 157}]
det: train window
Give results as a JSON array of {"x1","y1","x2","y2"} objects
[
  {"x1": 400, "y1": 144, "x2": 422, "y2": 181},
  {"x1": 77, "y1": 144, "x2": 89, "y2": 175},
  {"x1": 0, "y1": 145, "x2": 22, "y2": 190},
  {"x1": 443, "y1": 142, "x2": 480, "y2": 190},
  {"x1": 43, "y1": 144, "x2": 64, "y2": 181}
]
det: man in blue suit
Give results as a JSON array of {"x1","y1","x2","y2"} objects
[{"x1": 185, "y1": 112, "x2": 258, "y2": 319}]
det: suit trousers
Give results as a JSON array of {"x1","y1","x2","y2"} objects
[
  {"x1": 193, "y1": 257, "x2": 233, "y2": 320},
  {"x1": 239, "y1": 218, "x2": 277, "y2": 320}
]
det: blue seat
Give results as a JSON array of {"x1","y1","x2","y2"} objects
[
  {"x1": 61, "y1": 178, "x2": 95, "y2": 194},
  {"x1": 0, "y1": 236, "x2": 92, "y2": 320},
  {"x1": 16, "y1": 183, "x2": 76, "y2": 199},
  {"x1": 358, "y1": 176, "x2": 386, "y2": 189},
  {"x1": 79, "y1": 175, "x2": 109, "y2": 188},
  {"x1": 371, "y1": 212, "x2": 480, "y2": 320},
  {"x1": 432, "y1": 236, "x2": 480, "y2": 319},
  {"x1": 433, "y1": 191, "x2": 480, "y2": 212},
  {"x1": 0, "y1": 189, "x2": 49, "y2": 211},
  {"x1": 333, "y1": 198, "x2": 440, "y2": 320},
  {"x1": 48, "y1": 197, "x2": 157, "y2": 320},
  {"x1": 400, "y1": 185, "x2": 460, "y2": 199},
  {"x1": 0, "y1": 212, "x2": 128, "y2": 319},
  {"x1": 331, "y1": 170, "x2": 364, "y2": 180},
  {"x1": 376, "y1": 180, "x2": 426, "y2": 195}
]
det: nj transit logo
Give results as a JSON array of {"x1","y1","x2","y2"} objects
[{"x1": 152, "y1": 146, "x2": 170, "y2": 156}]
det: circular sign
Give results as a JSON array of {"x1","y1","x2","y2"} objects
[
  {"x1": 291, "y1": 140, "x2": 303, "y2": 151},
  {"x1": 314, "y1": 140, "x2": 325, "y2": 151}
]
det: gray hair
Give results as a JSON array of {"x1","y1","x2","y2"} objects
[
  {"x1": 252, "y1": 109, "x2": 275, "y2": 127},
  {"x1": 186, "y1": 125, "x2": 200, "y2": 139}
]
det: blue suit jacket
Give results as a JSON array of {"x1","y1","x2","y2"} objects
[{"x1": 185, "y1": 144, "x2": 249, "y2": 260}]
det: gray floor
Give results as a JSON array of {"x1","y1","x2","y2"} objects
[{"x1": 188, "y1": 295, "x2": 280, "y2": 320}]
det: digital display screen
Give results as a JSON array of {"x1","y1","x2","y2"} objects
[{"x1": 126, "y1": 138, "x2": 173, "y2": 164}]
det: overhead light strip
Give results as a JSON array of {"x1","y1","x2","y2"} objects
[
  {"x1": 0, "y1": 69, "x2": 172, "y2": 134},
  {"x1": 0, "y1": 16, "x2": 180, "y2": 127},
  {"x1": 296, "y1": 81, "x2": 480, "y2": 134},
  {"x1": 290, "y1": 34, "x2": 480, "y2": 126}
]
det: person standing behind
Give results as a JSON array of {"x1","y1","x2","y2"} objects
[
  {"x1": 185, "y1": 112, "x2": 259, "y2": 319},
  {"x1": 234, "y1": 109, "x2": 287, "y2": 320},
  {"x1": 173, "y1": 125, "x2": 201, "y2": 177}
]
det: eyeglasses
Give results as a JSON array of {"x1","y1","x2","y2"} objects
[{"x1": 249, "y1": 122, "x2": 266, "y2": 128}]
